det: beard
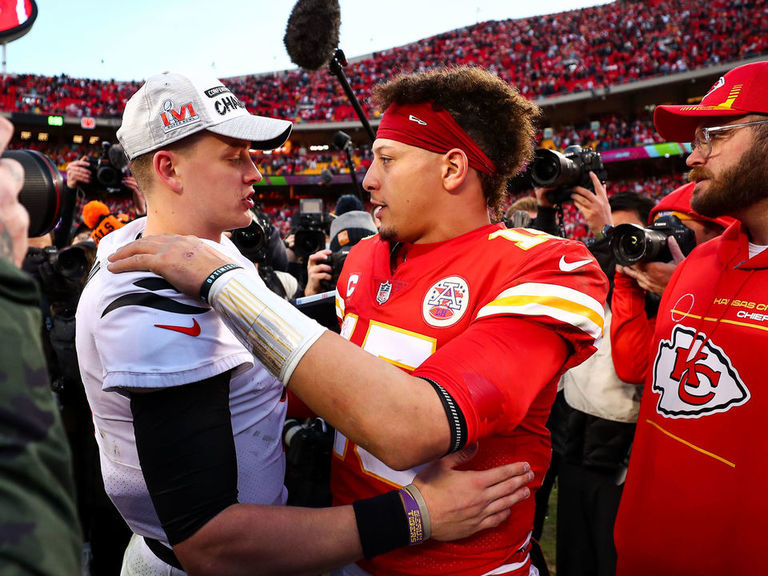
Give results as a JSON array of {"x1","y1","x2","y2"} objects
[{"x1": 688, "y1": 144, "x2": 768, "y2": 217}]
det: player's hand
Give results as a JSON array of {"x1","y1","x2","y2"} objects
[
  {"x1": 0, "y1": 116, "x2": 29, "y2": 267},
  {"x1": 304, "y1": 249, "x2": 332, "y2": 296},
  {"x1": 66, "y1": 156, "x2": 92, "y2": 189},
  {"x1": 107, "y1": 234, "x2": 233, "y2": 298},
  {"x1": 571, "y1": 172, "x2": 612, "y2": 233},
  {"x1": 412, "y1": 443, "x2": 533, "y2": 542}
]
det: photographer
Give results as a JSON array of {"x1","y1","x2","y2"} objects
[
  {"x1": 610, "y1": 182, "x2": 733, "y2": 385},
  {"x1": 0, "y1": 116, "x2": 81, "y2": 574},
  {"x1": 548, "y1": 177, "x2": 656, "y2": 576},
  {"x1": 65, "y1": 143, "x2": 143, "y2": 244},
  {"x1": 304, "y1": 206, "x2": 378, "y2": 297}
]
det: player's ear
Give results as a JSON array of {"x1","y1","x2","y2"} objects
[
  {"x1": 153, "y1": 150, "x2": 183, "y2": 193},
  {"x1": 442, "y1": 148, "x2": 469, "y2": 191}
]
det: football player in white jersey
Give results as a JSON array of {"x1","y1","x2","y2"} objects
[
  {"x1": 76, "y1": 71, "x2": 535, "y2": 576},
  {"x1": 109, "y1": 67, "x2": 608, "y2": 576}
]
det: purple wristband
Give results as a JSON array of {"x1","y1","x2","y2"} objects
[{"x1": 398, "y1": 487, "x2": 426, "y2": 545}]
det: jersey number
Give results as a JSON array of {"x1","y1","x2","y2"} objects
[
  {"x1": 489, "y1": 228, "x2": 551, "y2": 250},
  {"x1": 333, "y1": 320, "x2": 435, "y2": 486}
]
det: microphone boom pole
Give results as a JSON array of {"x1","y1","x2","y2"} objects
[{"x1": 328, "y1": 49, "x2": 376, "y2": 143}]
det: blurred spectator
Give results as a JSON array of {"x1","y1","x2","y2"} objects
[{"x1": 555, "y1": 183, "x2": 656, "y2": 576}]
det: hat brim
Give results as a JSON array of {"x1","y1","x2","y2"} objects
[
  {"x1": 208, "y1": 114, "x2": 293, "y2": 151},
  {"x1": 654, "y1": 104, "x2": 747, "y2": 143}
]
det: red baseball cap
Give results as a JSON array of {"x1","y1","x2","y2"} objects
[
  {"x1": 649, "y1": 182, "x2": 736, "y2": 229},
  {"x1": 654, "y1": 61, "x2": 768, "y2": 142}
]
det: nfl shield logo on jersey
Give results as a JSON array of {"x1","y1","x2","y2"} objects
[
  {"x1": 652, "y1": 324, "x2": 750, "y2": 418},
  {"x1": 376, "y1": 281, "x2": 392, "y2": 305}
]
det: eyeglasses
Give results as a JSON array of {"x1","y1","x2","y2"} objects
[{"x1": 690, "y1": 119, "x2": 768, "y2": 158}]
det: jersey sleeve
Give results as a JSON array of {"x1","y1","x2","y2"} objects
[
  {"x1": 610, "y1": 271, "x2": 656, "y2": 384},
  {"x1": 414, "y1": 315, "x2": 569, "y2": 442},
  {"x1": 477, "y1": 232, "x2": 608, "y2": 372},
  {"x1": 93, "y1": 272, "x2": 253, "y2": 392}
]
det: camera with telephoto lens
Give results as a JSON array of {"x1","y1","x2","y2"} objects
[
  {"x1": 86, "y1": 141, "x2": 129, "y2": 193},
  {"x1": 2, "y1": 149, "x2": 66, "y2": 237},
  {"x1": 610, "y1": 214, "x2": 696, "y2": 266},
  {"x1": 292, "y1": 198, "x2": 332, "y2": 261},
  {"x1": 529, "y1": 145, "x2": 607, "y2": 204}
]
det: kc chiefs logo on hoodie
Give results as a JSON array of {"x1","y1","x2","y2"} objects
[{"x1": 652, "y1": 325, "x2": 750, "y2": 418}]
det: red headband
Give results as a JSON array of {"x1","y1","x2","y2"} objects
[{"x1": 376, "y1": 102, "x2": 497, "y2": 174}]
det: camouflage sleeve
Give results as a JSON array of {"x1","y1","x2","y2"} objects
[{"x1": 0, "y1": 259, "x2": 82, "y2": 575}]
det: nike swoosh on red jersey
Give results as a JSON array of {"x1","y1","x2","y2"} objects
[
  {"x1": 155, "y1": 318, "x2": 201, "y2": 337},
  {"x1": 558, "y1": 255, "x2": 593, "y2": 272}
]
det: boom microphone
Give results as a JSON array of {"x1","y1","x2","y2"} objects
[{"x1": 283, "y1": 0, "x2": 341, "y2": 70}]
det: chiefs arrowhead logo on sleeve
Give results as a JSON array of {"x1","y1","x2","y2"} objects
[{"x1": 652, "y1": 325, "x2": 750, "y2": 418}]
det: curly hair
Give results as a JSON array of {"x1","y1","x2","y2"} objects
[{"x1": 371, "y1": 66, "x2": 541, "y2": 218}]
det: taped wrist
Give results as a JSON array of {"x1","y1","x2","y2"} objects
[
  {"x1": 208, "y1": 269, "x2": 326, "y2": 384},
  {"x1": 353, "y1": 490, "x2": 410, "y2": 559}
]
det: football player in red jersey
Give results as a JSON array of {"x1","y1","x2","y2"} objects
[
  {"x1": 110, "y1": 66, "x2": 608, "y2": 575},
  {"x1": 612, "y1": 61, "x2": 768, "y2": 575}
]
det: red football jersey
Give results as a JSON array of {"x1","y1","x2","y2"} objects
[
  {"x1": 615, "y1": 222, "x2": 768, "y2": 575},
  {"x1": 333, "y1": 223, "x2": 607, "y2": 575}
]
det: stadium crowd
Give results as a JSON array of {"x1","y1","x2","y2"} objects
[{"x1": 3, "y1": 0, "x2": 765, "y2": 122}]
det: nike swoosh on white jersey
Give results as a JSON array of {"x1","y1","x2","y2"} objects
[{"x1": 559, "y1": 256, "x2": 593, "y2": 272}]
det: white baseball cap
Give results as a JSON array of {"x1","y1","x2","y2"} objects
[{"x1": 117, "y1": 72, "x2": 293, "y2": 161}]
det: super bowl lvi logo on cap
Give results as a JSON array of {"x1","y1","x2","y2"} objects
[{"x1": 160, "y1": 99, "x2": 200, "y2": 133}]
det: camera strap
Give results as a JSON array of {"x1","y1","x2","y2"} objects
[{"x1": 555, "y1": 203, "x2": 566, "y2": 238}]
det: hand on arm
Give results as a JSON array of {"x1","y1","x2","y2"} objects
[
  {"x1": 174, "y1": 445, "x2": 533, "y2": 576},
  {"x1": 108, "y1": 234, "x2": 231, "y2": 295}
]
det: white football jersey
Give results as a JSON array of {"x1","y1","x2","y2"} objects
[{"x1": 76, "y1": 218, "x2": 287, "y2": 543}]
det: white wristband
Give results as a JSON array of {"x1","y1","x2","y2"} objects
[{"x1": 208, "y1": 269, "x2": 326, "y2": 384}]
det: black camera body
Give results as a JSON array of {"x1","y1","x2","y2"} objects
[
  {"x1": 610, "y1": 214, "x2": 696, "y2": 266},
  {"x1": 231, "y1": 208, "x2": 273, "y2": 263},
  {"x1": 292, "y1": 199, "x2": 332, "y2": 261},
  {"x1": 283, "y1": 417, "x2": 333, "y2": 507},
  {"x1": 319, "y1": 248, "x2": 349, "y2": 292},
  {"x1": 529, "y1": 145, "x2": 607, "y2": 204},
  {"x1": 86, "y1": 141, "x2": 128, "y2": 193}
]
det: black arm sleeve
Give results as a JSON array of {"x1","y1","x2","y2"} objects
[
  {"x1": 419, "y1": 377, "x2": 468, "y2": 455},
  {"x1": 130, "y1": 372, "x2": 238, "y2": 545}
]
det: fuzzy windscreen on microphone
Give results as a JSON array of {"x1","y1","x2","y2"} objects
[{"x1": 283, "y1": 0, "x2": 341, "y2": 71}]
